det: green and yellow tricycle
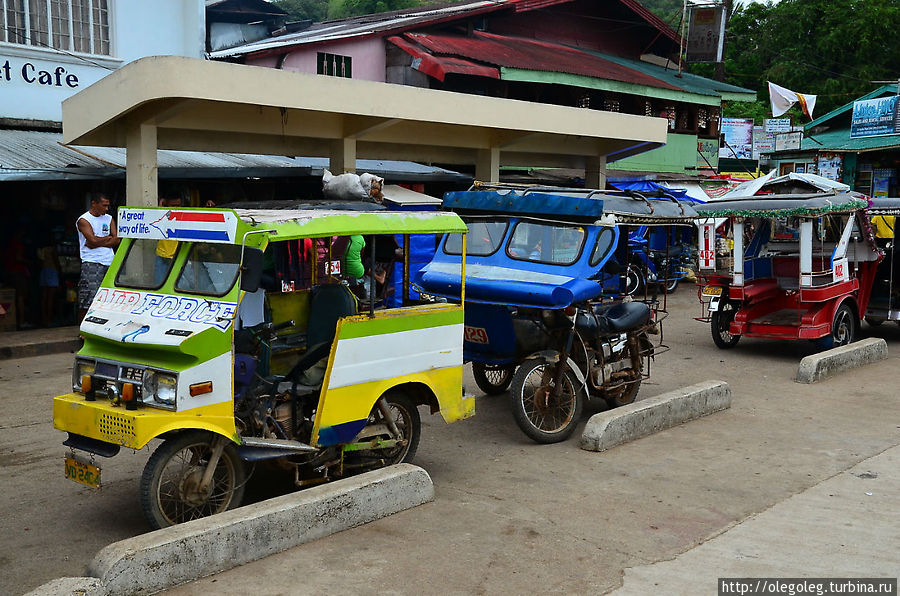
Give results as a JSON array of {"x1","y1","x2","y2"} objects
[{"x1": 54, "y1": 203, "x2": 473, "y2": 529}]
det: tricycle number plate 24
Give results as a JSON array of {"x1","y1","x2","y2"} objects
[
  {"x1": 65, "y1": 456, "x2": 101, "y2": 489},
  {"x1": 702, "y1": 286, "x2": 723, "y2": 297}
]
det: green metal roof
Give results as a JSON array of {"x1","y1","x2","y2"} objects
[
  {"x1": 587, "y1": 52, "x2": 757, "y2": 102},
  {"x1": 801, "y1": 128, "x2": 900, "y2": 152}
]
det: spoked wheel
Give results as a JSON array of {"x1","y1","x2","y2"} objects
[
  {"x1": 509, "y1": 358, "x2": 583, "y2": 444},
  {"x1": 663, "y1": 277, "x2": 679, "y2": 293},
  {"x1": 472, "y1": 363, "x2": 515, "y2": 395},
  {"x1": 815, "y1": 304, "x2": 856, "y2": 350},
  {"x1": 711, "y1": 301, "x2": 740, "y2": 349},
  {"x1": 140, "y1": 431, "x2": 246, "y2": 530},
  {"x1": 625, "y1": 262, "x2": 645, "y2": 296},
  {"x1": 353, "y1": 392, "x2": 421, "y2": 466}
]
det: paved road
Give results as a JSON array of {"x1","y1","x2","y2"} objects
[{"x1": 4, "y1": 288, "x2": 900, "y2": 594}]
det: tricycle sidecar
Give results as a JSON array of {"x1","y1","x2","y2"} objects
[
  {"x1": 415, "y1": 183, "x2": 698, "y2": 442},
  {"x1": 696, "y1": 176, "x2": 881, "y2": 350},
  {"x1": 54, "y1": 203, "x2": 473, "y2": 528}
]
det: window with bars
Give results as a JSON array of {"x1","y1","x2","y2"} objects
[
  {"x1": 1, "y1": 0, "x2": 109, "y2": 56},
  {"x1": 317, "y1": 52, "x2": 351, "y2": 78}
]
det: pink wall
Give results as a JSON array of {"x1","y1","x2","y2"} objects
[{"x1": 248, "y1": 38, "x2": 387, "y2": 81}]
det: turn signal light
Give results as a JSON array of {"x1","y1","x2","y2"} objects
[
  {"x1": 189, "y1": 381, "x2": 213, "y2": 397},
  {"x1": 122, "y1": 383, "x2": 137, "y2": 410},
  {"x1": 564, "y1": 306, "x2": 577, "y2": 317},
  {"x1": 83, "y1": 375, "x2": 96, "y2": 401}
]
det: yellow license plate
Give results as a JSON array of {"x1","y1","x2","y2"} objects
[
  {"x1": 65, "y1": 456, "x2": 101, "y2": 489},
  {"x1": 702, "y1": 286, "x2": 723, "y2": 296}
]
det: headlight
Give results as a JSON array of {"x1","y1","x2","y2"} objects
[
  {"x1": 73, "y1": 359, "x2": 96, "y2": 392},
  {"x1": 142, "y1": 369, "x2": 178, "y2": 408}
]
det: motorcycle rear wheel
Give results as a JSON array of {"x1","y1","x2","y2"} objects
[
  {"x1": 140, "y1": 431, "x2": 246, "y2": 530},
  {"x1": 711, "y1": 302, "x2": 740, "y2": 349},
  {"x1": 509, "y1": 358, "x2": 583, "y2": 444},
  {"x1": 472, "y1": 363, "x2": 516, "y2": 395},
  {"x1": 353, "y1": 392, "x2": 421, "y2": 466}
]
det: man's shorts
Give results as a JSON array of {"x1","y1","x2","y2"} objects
[{"x1": 78, "y1": 261, "x2": 109, "y2": 310}]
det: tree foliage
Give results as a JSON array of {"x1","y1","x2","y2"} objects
[
  {"x1": 272, "y1": 0, "x2": 329, "y2": 21},
  {"x1": 713, "y1": 0, "x2": 900, "y2": 118}
]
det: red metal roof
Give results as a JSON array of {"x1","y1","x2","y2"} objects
[
  {"x1": 388, "y1": 35, "x2": 500, "y2": 81},
  {"x1": 397, "y1": 31, "x2": 681, "y2": 91}
]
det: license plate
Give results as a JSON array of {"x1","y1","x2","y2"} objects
[
  {"x1": 65, "y1": 456, "x2": 101, "y2": 489},
  {"x1": 702, "y1": 286, "x2": 723, "y2": 296}
]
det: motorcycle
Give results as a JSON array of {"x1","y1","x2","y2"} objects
[{"x1": 509, "y1": 299, "x2": 655, "y2": 443}]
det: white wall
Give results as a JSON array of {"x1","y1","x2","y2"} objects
[{"x1": 0, "y1": 0, "x2": 205, "y2": 122}]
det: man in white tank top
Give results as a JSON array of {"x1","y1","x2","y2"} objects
[{"x1": 76, "y1": 193, "x2": 120, "y2": 321}]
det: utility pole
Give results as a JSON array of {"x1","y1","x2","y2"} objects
[{"x1": 714, "y1": 0, "x2": 732, "y2": 82}]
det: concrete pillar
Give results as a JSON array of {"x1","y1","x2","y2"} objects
[
  {"x1": 125, "y1": 122, "x2": 158, "y2": 207},
  {"x1": 585, "y1": 155, "x2": 607, "y2": 189},
  {"x1": 475, "y1": 147, "x2": 500, "y2": 183},
  {"x1": 330, "y1": 138, "x2": 357, "y2": 173}
]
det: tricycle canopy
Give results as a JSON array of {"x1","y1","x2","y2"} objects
[
  {"x1": 696, "y1": 191, "x2": 870, "y2": 219},
  {"x1": 415, "y1": 184, "x2": 698, "y2": 308}
]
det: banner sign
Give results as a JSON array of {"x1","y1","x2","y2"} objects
[
  {"x1": 686, "y1": 5, "x2": 726, "y2": 63},
  {"x1": 118, "y1": 208, "x2": 238, "y2": 243},
  {"x1": 851, "y1": 96, "x2": 900, "y2": 138},
  {"x1": 697, "y1": 139, "x2": 719, "y2": 169},
  {"x1": 719, "y1": 118, "x2": 755, "y2": 160},
  {"x1": 774, "y1": 131, "x2": 802, "y2": 151}
]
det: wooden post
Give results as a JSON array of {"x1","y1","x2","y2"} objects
[{"x1": 125, "y1": 122, "x2": 158, "y2": 207}]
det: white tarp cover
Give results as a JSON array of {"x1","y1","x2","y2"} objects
[{"x1": 721, "y1": 171, "x2": 849, "y2": 200}]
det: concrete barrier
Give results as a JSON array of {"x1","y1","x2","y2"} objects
[
  {"x1": 27, "y1": 464, "x2": 433, "y2": 596},
  {"x1": 23, "y1": 577, "x2": 103, "y2": 596},
  {"x1": 796, "y1": 338, "x2": 888, "y2": 384},
  {"x1": 580, "y1": 380, "x2": 731, "y2": 452}
]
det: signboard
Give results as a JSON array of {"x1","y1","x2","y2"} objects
[
  {"x1": 118, "y1": 208, "x2": 238, "y2": 243},
  {"x1": 697, "y1": 139, "x2": 719, "y2": 169},
  {"x1": 816, "y1": 153, "x2": 842, "y2": 181},
  {"x1": 719, "y1": 118, "x2": 755, "y2": 160},
  {"x1": 753, "y1": 126, "x2": 775, "y2": 158},
  {"x1": 764, "y1": 119, "x2": 792, "y2": 133},
  {"x1": 774, "y1": 131, "x2": 802, "y2": 151},
  {"x1": 850, "y1": 96, "x2": 900, "y2": 138},
  {"x1": 686, "y1": 5, "x2": 726, "y2": 63}
]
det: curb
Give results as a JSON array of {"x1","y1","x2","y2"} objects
[
  {"x1": 26, "y1": 464, "x2": 434, "y2": 596},
  {"x1": 0, "y1": 339, "x2": 81, "y2": 360},
  {"x1": 580, "y1": 380, "x2": 732, "y2": 452},
  {"x1": 796, "y1": 338, "x2": 888, "y2": 384}
]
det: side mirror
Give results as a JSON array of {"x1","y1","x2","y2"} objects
[{"x1": 240, "y1": 247, "x2": 264, "y2": 293}]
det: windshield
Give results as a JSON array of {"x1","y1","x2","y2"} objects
[
  {"x1": 116, "y1": 239, "x2": 180, "y2": 290},
  {"x1": 445, "y1": 220, "x2": 507, "y2": 256},
  {"x1": 175, "y1": 242, "x2": 243, "y2": 296},
  {"x1": 506, "y1": 222, "x2": 585, "y2": 265}
]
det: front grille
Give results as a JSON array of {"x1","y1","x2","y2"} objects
[{"x1": 99, "y1": 412, "x2": 136, "y2": 445}]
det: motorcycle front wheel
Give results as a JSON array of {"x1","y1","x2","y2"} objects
[
  {"x1": 472, "y1": 362, "x2": 515, "y2": 395},
  {"x1": 140, "y1": 431, "x2": 247, "y2": 530},
  {"x1": 509, "y1": 358, "x2": 583, "y2": 444}
]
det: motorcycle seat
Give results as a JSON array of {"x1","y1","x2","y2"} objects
[
  {"x1": 651, "y1": 245, "x2": 683, "y2": 258},
  {"x1": 602, "y1": 301, "x2": 651, "y2": 332}
]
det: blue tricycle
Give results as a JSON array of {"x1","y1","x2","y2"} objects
[{"x1": 415, "y1": 184, "x2": 698, "y2": 443}]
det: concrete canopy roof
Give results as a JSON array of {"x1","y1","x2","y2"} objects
[{"x1": 62, "y1": 56, "x2": 668, "y2": 205}]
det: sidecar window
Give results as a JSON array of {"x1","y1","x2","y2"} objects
[
  {"x1": 116, "y1": 239, "x2": 179, "y2": 290},
  {"x1": 507, "y1": 222, "x2": 585, "y2": 265},
  {"x1": 589, "y1": 227, "x2": 616, "y2": 266},
  {"x1": 444, "y1": 220, "x2": 507, "y2": 256},
  {"x1": 175, "y1": 242, "x2": 243, "y2": 296}
]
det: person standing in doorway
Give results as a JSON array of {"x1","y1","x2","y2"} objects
[{"x1": 76, "y1": 193, "x2": 119, "y2": 322}]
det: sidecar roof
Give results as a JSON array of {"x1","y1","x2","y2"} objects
[
  {"x1": 443, "y1": 184, "x2": 699, "y2": 225},
  {"x1": 696, "y1": 191, "x2": 869, "y2": 218}
]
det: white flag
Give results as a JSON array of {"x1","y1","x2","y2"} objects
[{"x1": 768, "y1": 81, "x2": 817, "y2": 120}]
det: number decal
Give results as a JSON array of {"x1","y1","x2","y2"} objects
[{"x1": 464, "y1": 326, "x2": 489, "y2": 344}]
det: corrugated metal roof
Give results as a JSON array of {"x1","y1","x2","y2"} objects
[
  {"x1": 800, "y1": 128, "x2": 900, "y2": 152},
  {"x1": 396, "y1": 31, "x2": 682, "y2": 91},
  {"x1": 592, "y1": 51, "x2": 756, "y2": 99},
  {"x1": 209, "y1": 0, "x2": 505, "y2": 58},
  {"x1": 0, "y1": 130, "x2": 470, "y2": 182},
  {"x1": 805, "y1": 85, "x2": 897, "y2": 130},
  {"x1": 388, "y1": 35, "x2": 500, "y2": 81}
]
